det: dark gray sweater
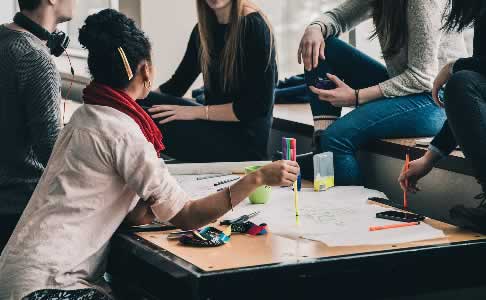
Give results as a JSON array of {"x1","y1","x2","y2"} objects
[{"x1": 0, "y1": 25, "x2": 61, "y2": 214}]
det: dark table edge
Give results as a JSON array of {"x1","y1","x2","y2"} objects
[{"x1": 111, "y1": 229, "x2": 486, "y2": 282}]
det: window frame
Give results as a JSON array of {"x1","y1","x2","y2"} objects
[
  {"x1": 13, "y1": 0, "x2": 119, "y2": 58},
  {"x1": 62, "y1": 0, "x2": 119, "y2": 58}
]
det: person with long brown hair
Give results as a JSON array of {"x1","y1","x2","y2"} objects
[
  {"x1": 297, "y1": 0, "x2": 467, "y2": 186},
  {"x1": 139, "y1": 0, "x2": 277, "y2": 162}
]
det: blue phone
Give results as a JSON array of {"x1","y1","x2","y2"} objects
[
  {"x1": 315, "y1": 78, "x2": 337, "y2": 90},
  {"x1": 304, "y1": 61, "x2": 338, "y2": 90}
]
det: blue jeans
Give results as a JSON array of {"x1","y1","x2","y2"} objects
[{"x1": 307, "y1": 37, "x2": 446, "y2": 186}]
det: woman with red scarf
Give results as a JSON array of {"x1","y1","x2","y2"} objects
[{"x1": 0, "y1": 9, "x2": 299, "y2": 300}]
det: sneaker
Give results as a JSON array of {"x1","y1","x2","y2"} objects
[{"x1": 449, "y1": 193, "x2": 486, "y2": 233}]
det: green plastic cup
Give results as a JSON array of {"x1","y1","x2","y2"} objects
[{"x1": 245, "y1": 166, "x2": 272, "y2": 204}]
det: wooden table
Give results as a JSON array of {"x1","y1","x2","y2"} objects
[{"x1": 108, "y1": 197, "x2": 486, "y2": 300}]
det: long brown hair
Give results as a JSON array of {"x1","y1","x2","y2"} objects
[
  {"x1": 196, "y1": 0, "x2": 274, "y2": 92},
  {"x1": 371, "y1": 0, "x2": 408, "y2": 59}
]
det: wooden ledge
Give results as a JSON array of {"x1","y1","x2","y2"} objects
[{"x1": 272, "y1": 103, "x2": 471, "y2": 176}]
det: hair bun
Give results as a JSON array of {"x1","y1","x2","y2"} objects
[
  {"x1": 78, "y1": 8, "x2": 152, "y2": 89},
  {"x1": 79, "y1": 8, "x2": 137, "y2": 52}
]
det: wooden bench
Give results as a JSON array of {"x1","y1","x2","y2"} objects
[{"x1": 272, "y1": 103, "x2": 471, "y2": 176}]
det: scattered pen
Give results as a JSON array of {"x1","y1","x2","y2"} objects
[
  {"x1": 167, "y1": 230, "x2": 199, "y2": 240},
  {"x1": 369, "y1": 222, "x2": 420, "y2": 232},
  {"x1": 214, "y1": 177, "x2": 239, "y2": 187},
  {"x1": 168, "y1": 230, "x2": 195, "y2": 236},
  {"x1": 220, "y1": 211, "x2": 260, "y2": 226},
  {"x1": 197, "y1": 173, "x2": 231, "y2": 181},
  {"x1": 290, "y1": 139, "x2": 300, "y2": 224}
]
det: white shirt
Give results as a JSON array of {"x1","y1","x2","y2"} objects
[{"x1": 0, "y1": 105, "x2": 189, "y2": 300}]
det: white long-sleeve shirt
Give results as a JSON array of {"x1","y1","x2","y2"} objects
[{"x1": 0, "y1": 104, "x2": 189, "y2": 300}]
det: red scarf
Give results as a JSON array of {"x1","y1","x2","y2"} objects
[{"x1": 83, "y1": 82, "x2": 165, "y2": 155}]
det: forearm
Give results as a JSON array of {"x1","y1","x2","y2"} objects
[
  {"x1": 453, "y1": 57, "x2": 486, "y2": 77},
  {"x1": 423, "y1": 149, "x2": 443, "y2": 168},
  {"x1": 125, "y1": 198, "x2": 157, "y2": 226},
  {"x1": 205, "y1": 103, "x2": 239, "y2": 122},
  {"x1": 358, "y1": 85, "x2": 384, "y2": 104},
  {"x1": 315, "y1": 0, "x2": 373, "y2": 38},
  {"x1": 430, "y1": 120, "x2": 458, "y2": 157},
  {"x1": 22, "y1": 61, "x2": 61, "y2": 164},
  {"x1": 29, "y1": 103, "x2": 61, "y2": 165},
  {"x1": 170, "y1": 171, "x2": 262, "y2": 230}
]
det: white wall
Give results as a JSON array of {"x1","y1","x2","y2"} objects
[
  {"x1": 138, "y1": 0, "x2": 347, "y2": 85},
  {"x1": 140, "y1": 0, "x2": 199, "y2": 88},
  {"x1": 0, "y1": 0, "x2": 15, "y2": 24},
  {"x1": 2, "y1": 0, "x2": 473, "y2": 87},
  {"x1": 253, "y1": 0, "x2": 348, "y2": 78}
]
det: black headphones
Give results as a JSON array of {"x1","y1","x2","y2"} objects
[{"x1": 13, "y1": 12, "x2": 70, "y2": 57}]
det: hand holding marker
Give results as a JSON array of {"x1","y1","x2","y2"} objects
[{"x1": 283, "y1": 137, "x2": 300, "y2": 224}]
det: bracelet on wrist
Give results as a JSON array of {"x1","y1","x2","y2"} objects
[
  {"x1": 309, "y1": 21, "x2": 326, "y2": 36},
  {"x1": 449, "y1": 61, "x2": 455, "y2": 76},
  {"x1": 354, "y1": 89, "x2": 360, "y2": 107},
  {"x1": 227, "y1": 186, "x2": 234, "y2": 212}
]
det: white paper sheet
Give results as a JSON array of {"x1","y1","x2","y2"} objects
[
  {"x1": 222, "y1": 187, "x2": 446, "y2": 247},
  {"x1": 166, "y1": 161, "x2": 271, "y2": 175}
]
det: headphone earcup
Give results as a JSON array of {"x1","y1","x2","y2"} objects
[{"x1": 47, "y1": 31, "x2": 70, "y2": 57}]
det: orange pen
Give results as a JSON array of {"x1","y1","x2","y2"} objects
[
  {"x1": 404, "y1": 153, "x2": 410, "y2": 208},
  {"x1": 369, "y1": 222, "x2": 420, "y2": 232}
]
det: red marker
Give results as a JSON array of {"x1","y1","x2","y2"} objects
[{"x1": 290, "y1": 139, "x2": 297, "y2": 161}]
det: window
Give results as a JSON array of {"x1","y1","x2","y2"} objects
[
  {"x1": 254, "y1": 0, "x2": 473, "y2": 77},
  {"x1": 52, "y1": 0, "x2": 119, "y2": 78},
  {"x1": 253, "y1": 0, "x2": 348, "y2": 78},
  {"x1": 60, "y1": 0, "x2": 119, "y2": 57},
  {"x1": 0, "y1": 0, "x2": 16, "y2": 24}
]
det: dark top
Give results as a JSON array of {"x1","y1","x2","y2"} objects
[
  {"x1": 0, "y1": 25, "x2": 61, "y2": 214},
  {"x1": 431, "y1": 13, "x2": 485, "y2": 155},
  {"x1": 159, "y1": 12, "x2": 277, "y2": 160},
  {"x1": 453, "y1": 13, "x2": 486, "y2": 76}
]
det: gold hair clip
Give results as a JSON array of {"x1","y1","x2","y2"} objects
[{"x1": 117, "y1": 47, "x2": 133, "y2": 81}]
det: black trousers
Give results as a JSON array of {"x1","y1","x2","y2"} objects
[
  {"x1": 444, "y1": 70, "x2": 486, "y2": 186},
  {"x1": 138, "y1": 92, "x2": 262, "y2": 162}
]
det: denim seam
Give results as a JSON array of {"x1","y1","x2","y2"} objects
[
  {"x1": 326, "y1": 98, "x2": 437, "y2": 154},
  {"x1": 360, "y1": 97, "x2": 437, "y2": 135}
]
